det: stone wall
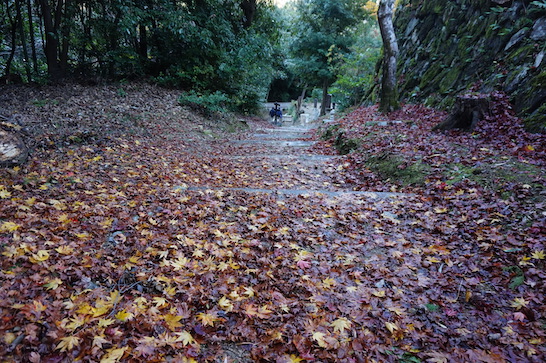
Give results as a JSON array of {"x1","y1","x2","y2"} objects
[{"x1": 394, "y1": 0, "x2": 546, "y2": 132}]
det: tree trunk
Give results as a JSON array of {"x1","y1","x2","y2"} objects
[
  {"x1": 241, "y1": 0, "x2": 257, "y2": 28},
  {"x1": 432, "y1": 94, "x2": 491, "y2": 131},
  {"x1": 296, "y1": 87, "x2": 306, "y2": 117},
  {"x1": 15, "y1": 0, "x2": 32, "y2": 82},
  {"x1": 138, "y1": 24, "x2": 148, "y2": 60},
  {"x1": 58, "y1": 0, "x2": 71, "y2": 74},
  {"x1": 377, "y1": 0, "x2": 400, "y2": 113},
  {"x1": 39, "y1": 0, "x2": 63, "y2": 79},
  {"x1": 320, "y1": 79, "x2": 329, "y2": 116},
  {"x1": 27, "y1": 0, "x2": 39, "y2": 74},
  {"x1": 4, "y1": 0, "x2": 18, "y2": 77}
]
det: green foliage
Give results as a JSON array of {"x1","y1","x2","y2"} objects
[
  {"x1": 178, "y1": 91, "x2": 231, "y2": 118},
  {"x1": 0, "y1": 0, "x2": 281, "y2": 114},
  {"x1": 286, "y1": 0, "x2": 370, "y2": 96},
  {"x1": 331, "y1": 21, "x2": 381, "y2": 110}
]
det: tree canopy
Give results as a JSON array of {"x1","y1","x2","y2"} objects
[
  {"x1": 0, "y1": 0, "x2": 282, "y2": 112},
  {"x1": 1, "y1": 0, "x2": 384, "y2": 114},
  {"x1": 286, "y1": 0, "x2": 370, "y2": 114}
]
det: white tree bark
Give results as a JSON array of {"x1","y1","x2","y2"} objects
[{"x1": 377, "y1": 0, "x2": 400, "y2": 112}]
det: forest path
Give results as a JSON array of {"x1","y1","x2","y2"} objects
[{"x1": 186, "y1": 120, "x2": 409, "y2": 199}]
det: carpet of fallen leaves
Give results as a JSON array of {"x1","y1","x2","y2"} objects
[{"x1": 1, "y1": 85, "x2": 545, "y2": 362}]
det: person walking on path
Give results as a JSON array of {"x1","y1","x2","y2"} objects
[{"x1": 269, "y1": 103, "x2": 283, "y2": 126}]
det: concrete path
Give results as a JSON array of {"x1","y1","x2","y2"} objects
[{"x1": 182, "y1": 119, "x2": 412, "y2": 200}]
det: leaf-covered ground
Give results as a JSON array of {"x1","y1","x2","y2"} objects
[{"x1": 1, "y1": 85, "x2": 545, "y2": 362}]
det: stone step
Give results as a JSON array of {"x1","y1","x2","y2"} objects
[{"x1": 174, "y1": 185, "x2": 413, "y2": 199}]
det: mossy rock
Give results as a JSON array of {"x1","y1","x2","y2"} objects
[
  {"x1": 366, "y1": 153, "x2": 430, "y2": 186},
  {"x1": 438, "y1": 67, "x2": 461, "y2": 94},
  {"x1": 524, "y1": 103, "x2": 546, "y2": 133},
  {"x1": 334, "y1": 132, "x2": 360, "y2": 155},
  {"x1": 320, "y1": 124, "x2": 341, "y2": 140}
]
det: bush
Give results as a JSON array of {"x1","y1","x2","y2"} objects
[{"x1": 178, "y1": 91, "x2": 231, "y2": 117}]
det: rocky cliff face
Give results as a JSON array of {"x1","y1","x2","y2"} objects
[{"x1": 394, "y1": 0, "x2": 546, "y2": 132}]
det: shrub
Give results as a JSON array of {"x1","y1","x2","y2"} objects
[{"x1": 178, "y1": 91, "x2": 231, "y2": 117}]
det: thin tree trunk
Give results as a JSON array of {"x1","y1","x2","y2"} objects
[
  {"x1": 4, "y1": 0, "x2": 17, "y2": 77},
  {"x1": 377, "y1": 0, "x2": 400, "y2": 113},
  {"x1": 320, "y1": 79, "x2": 329, "y2": 116},
  {"x1": 57, "y1": 0, "x2": 70, "y2": 74},
  {"x1": 27, "y1": 0, "x2": 39, "y2": 74},
  {"x1": 296, "y1": 87, "x2": 306, "y2": 116},
  {"x1": 15, "y1": 0, "x2": 32, "y2": 82},
  {"x1": 138, "y1": 24, "x2": 148, "y2": 60}
]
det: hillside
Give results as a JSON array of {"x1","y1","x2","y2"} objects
[{"x1": 393, "y1": 0, "x2": 546, "y2": 132}]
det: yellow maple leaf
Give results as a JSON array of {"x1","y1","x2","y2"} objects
[
  {"x1": 322, "y1": 277, "x2": 336, "y2": 289},
  {"x1": 56, "y1": 336, "x2": 80, "y2": 352},
  {"x1": 153, "y1": 296, "x2": 168, "y2": 308},
  {"x1": 0, "y1": 189, "x2": 12, "y2": 199},
  {"x1": 312, "y1": 331, "x2": 328, "y2": 348},
  {"x1": 44, "y1": 278, "x2": 63, "y2": 290},
  {"x1": 330, "y1": 317, "x2": 351, "y2": 334},
  {"x1": 75, "y1": 232, "x2": 90, "y2": 240},
  {"x1": 4, "y1": 332, "x2": 16, "y2": 344},
  {"x1": 55, "y1": 245, "x2": 74, "y2": 255},
  {"x1": 170, "y1": 257, "x2": 189, "y2": 270},
  {"x1": 531, "y1": 250, "x2": 545, "y2": 260},
  {"x1": 243, "y1": 287, "x2": 255, "y2": 298},
  {"x1": 174, "y1": 331, "x2": 194, "y2": 346},
  {"x1": 163, "y1": 314, "x2": 183, "y2": 330},
  {"x1": 57, "y1": 214, "x2": 70, "y2": 224},
  {"x1": 192, "y1": 249, "x2": 204, "y2": 258},
  {"x1": 0, "y1": 221, "x2": 21, "y2": 232},
  {"x1": 92, "y1": 304, "x2": 110, "y2": 318},
  {"x1": 99, "y1": 347, "x2": 127, "y2": 363},
  {"x1": 108, "y1": 290, "x2": 122, "y2": 305},
  {"x1": 97, "y1": 318, "x2": 116, "y2": 328},
  {"x1": 164, "y1": 285, "x2": 176, "y2": 296},
  {"x1": 196, "y1": 312, "x2": 218, "y2": 327},
  {"x1": 388, "y1": 306, "x2": 407, "y2": 316},
  {"x1": 65, "y1": 316, "x2": 86, "y2": 331},
  {"x1": 93, "y1": 335, "x2": 109, "y2": 348},
  {"x1": 510, "y1": 297, "x2": 529, "y2": 310},
  {"x1": 115, "y1": 309, "x2": 133, "y2": 322},
  {"x1": 29, "y1": 250, "x2": 50, "y2": 263},
  {"x1": 218, "y1": 296, "x2": 234, "y2": 312},
  {"x1": 286, "y1": 354, "x2": 304, "y2": 363},
  {"x1": 385, "y1": 322, "x2": 399, "y2": 334},
  {"x1": 372, "y1": 290, "x2": 386, "y2": 297},
  {"x1": 254, "y1": 305, "x2": 273, "y2": 319}
]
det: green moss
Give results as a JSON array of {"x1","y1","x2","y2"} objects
[
  {"x1": 366, "y1": 153, "x2": 430, "y2": 186},
  {"x1": 334, "y1": 132, "x2": 360, "y2": 155},
  {"x1": 507, "y1": 42, "x2": 534, "y2": 64},
  {"x1": 419, "y1": 63, "x2": 443, "y2": 90},
  {"x1": 523, "y1": 103, "x2": 546, "y2": 133},
  {"x1": 438, "y1": 67, "x2": 461, "y2": 94},
  {"x1": 531, "y1": 70, "x2": 546, "y2": 88},
  {"x1": 320, "y1": 124, "x2": 341, "y2": 140},
  {"x1": 446, "y1": 160, "x2": 545, "y2": 198}
]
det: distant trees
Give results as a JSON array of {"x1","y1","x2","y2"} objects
[
  {"x1": 287, "y1": 0, "x2": 368, "y2": 115},
  {"x1": 0, "y1": 0, "x2": 281, "y2": 112}
]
